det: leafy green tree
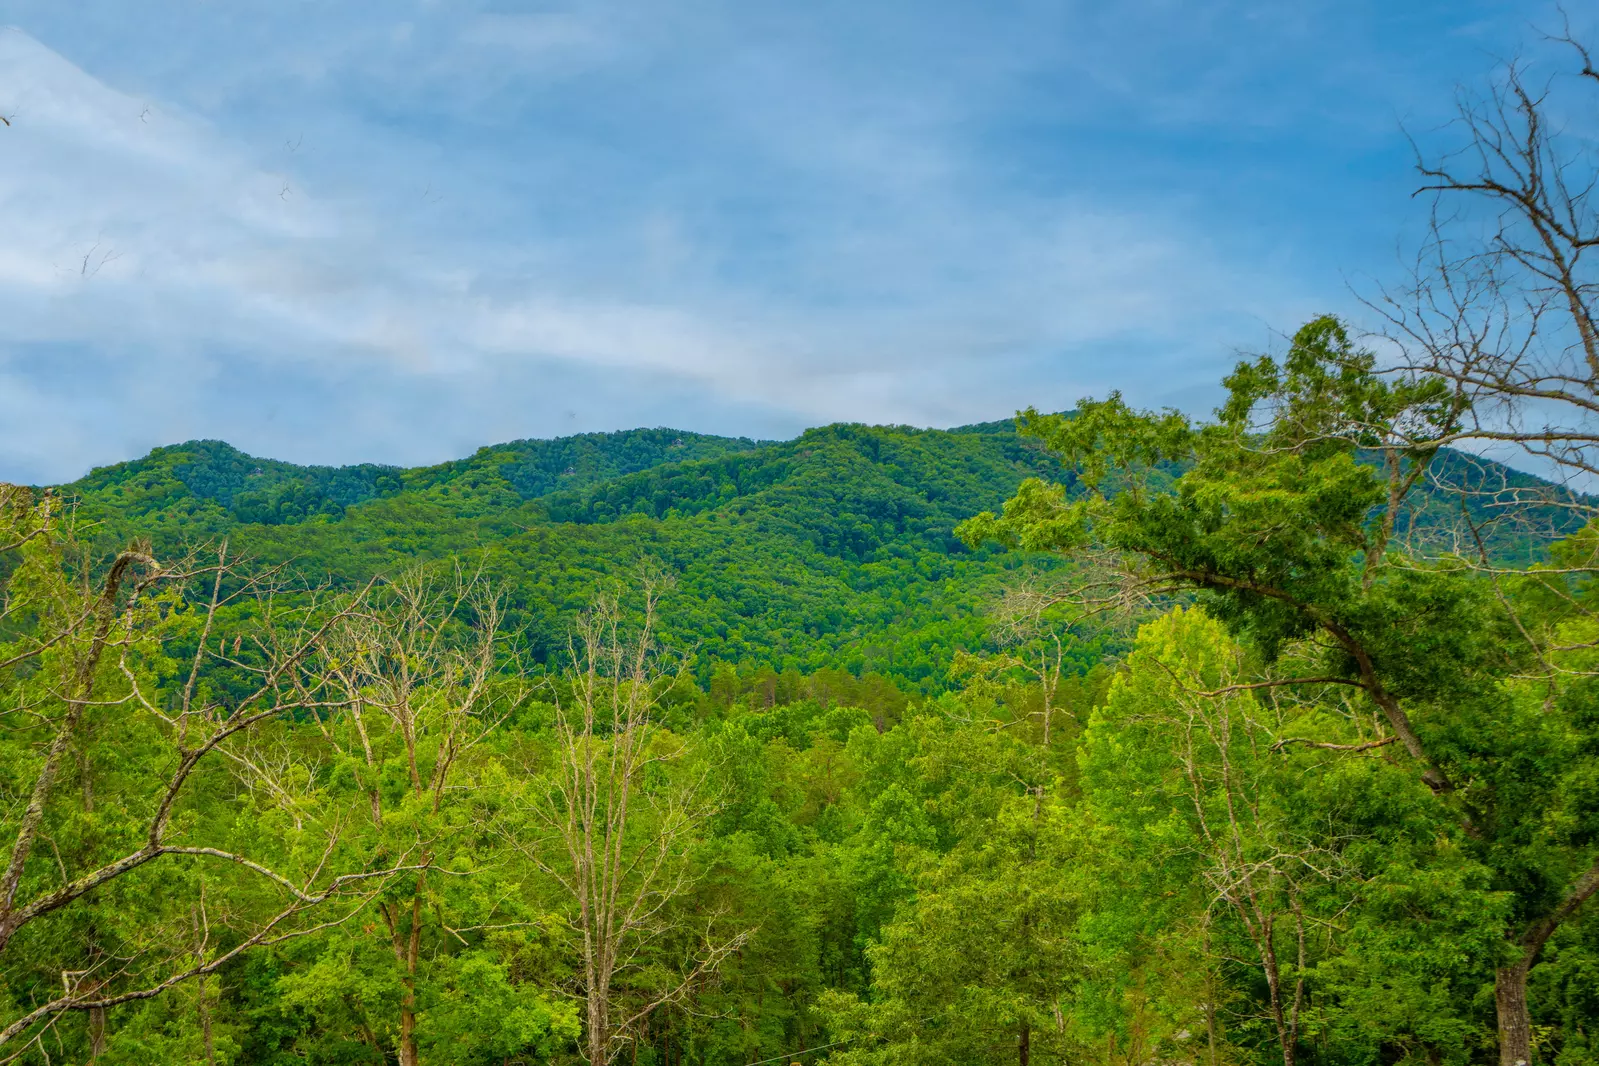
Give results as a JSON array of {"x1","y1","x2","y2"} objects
[
  {"x1": 824, "y1": 788, "x2": 1084, "y2": 1066},
  {"x1": 0, "y1": 489, "x2": 421, "y2": 1058},
  {"x1": 1083, "y1": 607, "x2": 1506, "y2": 1066},
  {"x1": 962, "y1": 315, "x2": 1599, "y2": 1065}
]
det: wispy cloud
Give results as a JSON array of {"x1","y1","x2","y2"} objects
[{"x1": 0, "y1": 1, "x2": 1578, "y2": 482}]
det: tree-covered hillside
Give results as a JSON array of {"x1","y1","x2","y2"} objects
[
  {"x1": 56, "y1": 421, "x2": 1084, "y2": 691},
  {"x1": 66, "y1": 429, "x2": 767, "y2": 537},
  {"x1": 50, "y1": 418, "x2": 1581, "y2": 692},
  {"x1": 14, "y1": 359, "x2": 1599, "y2": 1066}
]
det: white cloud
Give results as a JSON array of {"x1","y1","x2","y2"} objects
[{"x1": 0, "y1": 17, "x2": 1321, "y2": 482}]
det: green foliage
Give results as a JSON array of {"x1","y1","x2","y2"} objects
[
  {"x1": 64, "y1": 429, "x2": 767, "y2": 536},
  {"x1": 7, "y1": 374, "x2": 1599, "y2": 1066},
  {"x1": 58, "y1": 421, "x2": 1089, "y2": 694},
  {"x1": 1082, "y1": 608, "x2": 1506, "y2": 1066}
]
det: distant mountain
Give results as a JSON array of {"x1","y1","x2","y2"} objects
[
  {"x1": 60, "y1": 428, "x2": 767, "y2": 537},
  {"x1": 50, "y1": 421, "x2": 1077, "y2": 687},
  {"x1": 43, "y1": 419, "x2": 1592, "y2": 690}
]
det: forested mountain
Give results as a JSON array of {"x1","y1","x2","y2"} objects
[
  {"x1": 67, "y1": 429, "x2": 768, "y2": 535},
  {"x1": 52, "y1": 421, "x2": 1084, "y2": 690},
  {"x1": 49, "y1": 419, "x2": 1576, "y2": 693},
  {"x1": 8, "y1": 362, "x2": 1599, "y2": 1066}
]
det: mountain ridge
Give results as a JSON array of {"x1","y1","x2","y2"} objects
[{"x1": 35, "y1": 418, "x2": 1592, "y2": 690}]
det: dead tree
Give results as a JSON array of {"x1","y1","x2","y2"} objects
[
  {"x1": 1376, "y1": 27, "x2": 1599, "y2": 506},
  {"x1": 1369, "y1": 29, "x2": 1599, "y2": 1066},
  {"x1": 272, "y1": 561, "x2": 513, "y2": 1066},
  {"x1": 516, "y1": 575, "x2": 748, "y2": 1065}
]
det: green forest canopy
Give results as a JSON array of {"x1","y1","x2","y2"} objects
[
  {"x1": 51, "y1": 417, "x2": 1582, "y2": 692},
  {"x1": 9, "y1": 19, "x2": 1599, "y2": 1065},
  {"x1": 3, "y1": 336, "x2": 1598, "y2": 1066}
]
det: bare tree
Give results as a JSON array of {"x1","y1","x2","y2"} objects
[
  {"x1": 1376, "y1": 24, "x2": 1599, "y2": 498},
  {"x1": 1368, "y1": 29, "x2": 1599, "y2": 1066},
  {"x1": 0, "y1": 486, "x2": 425, "y2": 1055},
  {"x1": 952, "y1": 573, "x2": 1085, "y2": 747},
  {"x1": 515, "y1": 575, "x2": 748, "y2": 1065},
  {"x1": 301, "y1": 562, "x2": 513, "y2": 1066}
]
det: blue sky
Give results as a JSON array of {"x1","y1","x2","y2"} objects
[{"x1": 0, "y1": 0, "x2": 1585, "y2": 482}]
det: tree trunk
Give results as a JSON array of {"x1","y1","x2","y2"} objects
[
  {"x1": 386, "y1": 887, "x2": 425, "y2": 1066},
  {"x1": 87, "y1": 1005, "x2": 106, "y2": 1061},
  {"x1": 1496, "y1": 962, "x2": 1533, "y2": 1066},
  {"x1": 1254, "y1": 918, "x2": 1295, "y2": 1066},
  {"x1": 398, "y1": 1001, "x2": 418, "y2": 1066},
  {"x1": 198, "y1": 973, "x2": 216, "y2": 1066},
  {"x1": 1018, "y1": 1019, "x2": 1031, "y2": 1066},
  {"x1": 587, "y1": 993, "x2": 610, "y2": 1065},
  {"x1": 398, "y1": 891, "x2": 423, "y2": 1066}
]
